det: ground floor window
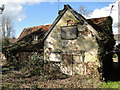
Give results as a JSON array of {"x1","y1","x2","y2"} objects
[{"x1": 62, "y1": 54, "x2": 84, "y2": 65}]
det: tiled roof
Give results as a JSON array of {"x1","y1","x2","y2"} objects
[
  {"x1": 17, "y1": 24, "x2": 51, "y2": 42},
  {"x1": 87, "y1": 16, "x2": 111, "y2": 32},
  {"x1": 17, "y1": 4, "x2": 110, "y2": 42},
  {"x1": 87, "y1": 17, "x2": 108, "y2": 27},
  {"x1": 17, "y1": 17, "x2": 108, "y2": 42}
]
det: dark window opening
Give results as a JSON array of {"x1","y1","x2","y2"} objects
[
  {"x1": 67, "y1": 20, "x2": 74, "y2": 25},
  {"x1": 62, "y1": 54, "x2": 73, "y2": 66}
]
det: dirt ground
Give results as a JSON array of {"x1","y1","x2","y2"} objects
[{"x1": 2, "y1": 65, "x2": 103, "y2": 89}]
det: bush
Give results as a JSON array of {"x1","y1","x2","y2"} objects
[
  {"x1": 112, "y1": 54, "x2": 118, "y2": 58},
  {"x1": 25, "y1": 52, "x2": 44, "y2": 76}
]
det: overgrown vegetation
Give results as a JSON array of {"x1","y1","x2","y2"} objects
[
  {"x1": 98, "y1": 81, "x2": 120, "y2": 88},
  {"x1": 2, "y1": 16, "x2": 118, "y2": 88},
  {"x1": 98, "y1": 16, "x2": 115, "y2": 81},
  {"x1": 88, "y1": 16, "x2": 116, "y2": 81},
  {"x1": 16, "y1": 52, "x2": 69, "y2": 80},
  {"x1": 2, "y1": 66, "x2": 101, "y2": 88},
  {"x1": 2, "y1": 37, "x2": 10, "y2": 48},
  {"x1": 20, "y1": 52, "x2": 45, "y2": 76},
  {"x1": 113, "y1": 54, "x2": 118, "y2": 58},
  {"x1": 2, "y1": 51, "x2": 103, "y2": 88}
]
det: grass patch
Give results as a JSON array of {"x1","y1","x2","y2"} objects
[{"x1": 98, "y1": 81, "x2": 120, "y2": 88}]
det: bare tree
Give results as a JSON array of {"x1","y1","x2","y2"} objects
[
  {"x1": 79, "y1": 6, "x2": 91, "y2": 17},
  {"x1": 0, "y1": 5, "x2": 5, "y2": 14},
  {"x1": 1, "y1": 16, "x2": 14, "y2": 38},
  {"x1": 1, "y1": 16, "x2": 5, "y2": 38},
  {"x1": 6, "y1": 17, "x2": 12, "y2": 38}
]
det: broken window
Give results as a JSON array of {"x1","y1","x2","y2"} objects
[
  {"x1": 62, "y1": 54, "x2": 73, "y2": 66},
  {"x1": 61, "y1": 25, "x2": 78, "y2": 40},
  {"x1": 67, "y1": 20, "x2": 74, "y2": 25}
]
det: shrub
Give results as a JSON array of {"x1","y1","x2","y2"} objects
[
  {"x1": 25, "y1": 52, "x2": 44, "y2": 76},
  {"x1": 112, "y1": 54, "x2": 118, "y2": 58}
]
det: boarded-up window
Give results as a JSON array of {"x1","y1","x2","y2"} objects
[
  {"x1": 61, "y1": 54, "x2": 86, "y2": 75},
  {"x1": 62, "y1": 54, "x2": 73, "y2": 66},
  {"x1": 62, "y1": 54, "x2": 84, "y2": 65},
  {"x1": 73, "y1": 55, "x2": 82, "y2": 63},
  {"x1": 61, "y1": 25, "x2": 78, "y2": 40}
]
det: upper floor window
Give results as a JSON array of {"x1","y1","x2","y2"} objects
[
  {"x1": 67, "y1": 20, "x2": 74, "y2": 25},
  {"x1": 61, "y1": 25, "x2": 78, "y2": 40},
  {"x1": 33, "y1": 35, "x2": 38, "y2": 41}
]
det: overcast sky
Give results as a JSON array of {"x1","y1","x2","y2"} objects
[{"x1": 0, "y1": 0, "x2": 119, "y2": 38}]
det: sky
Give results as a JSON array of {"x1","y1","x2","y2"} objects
[{"x1": 0, "y1": 0, "x2": 119, "y2": 38}]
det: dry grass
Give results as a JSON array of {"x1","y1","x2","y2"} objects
[{"x1": 2, "y1": 65, "x2": 102, "y2": 89}]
